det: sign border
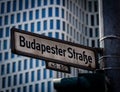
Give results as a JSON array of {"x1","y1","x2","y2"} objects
[{"x1": 11, "y1": 27, "x2": 98, "y2": 70}]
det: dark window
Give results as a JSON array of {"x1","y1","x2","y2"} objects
[
  {"x1": 1, "y1": 65, "x2": 5, "y2": 75},
  {"x1": 31, "y1": 71, "x2": 35, "y2": 82},
  {"x1": 44, "y1": 0, "x2": 47, "y2": 5},
  {"x1": 89, "y1": 28, "x2": 93, "y2": 37},
  {"x1": 7, "y1": 1, "x2": 11, "y2": 12},
  {"x1": 56, "y1": 0, "x2": 60, "y2": 5},
  {"x1": 13, "y1": 75, "x2": 17, "y2": 86},
  {"x1": 0, "y1": 28, "x2": 3, "y2": 38},
  {"x1": 62, "y1": 9, "x2": 64, "y2": 18},
  {"x1": 92, "y1": 40, "x2": 95, "y2": 47},
  {"x1": 56, "y1": 20, "x2": 60, "y2": 30},
  {"x1": 35, "y1": 84, "x2": 39, "y2": 92},
  {"x1": 29, "y1": 85, "x2": 33, "y2": 92},
  {"x1": 62, "y1": 21, "x2": 65, "y2": 31},
  {"x1": 5, "y1": 16, "x2": 8, "y2": 25},
  {"x1": 19, "y1": 0, "x2": 22, "y2": 10},
  {"x1": 48, "y1": 7, "x2": 52, "y2": 17},
  {"x1": 6, "y1": 27, "x2": 9, "y2": 37},
  {"x1": 13, "y1": 62, "x2": 16, "y2": 72},
  {"x1": 3, "y1": 40, "x2": 7, "y2": 50},
  {"x1": 37, "y1": 69, "x2": 41, "y2": 80},
  {"x1": 55, "y1": 32, "x2": 59, "y2": 39},
  {"x1": 42, "y1": 8, "x2": 46, "y2": 18},
  {"x1": 29, "y1": 11, "x2": 33, "y2": 20},
  {"x1": 17, "y1": 13, "x2": 20, "y2": 23},
  {"x1": 23, "y1": 86, "x2": 27, "y2": 92},
  {"x1": 62, "y1": 0, "x2": 65, "y2": 6},
  {"x1": 2, "y1": 77, "x2": 6, "y2": 88},
  {"x1": 91, "y1": 15, "x2": 94, "y2": 26},
  {"x1": 31, "y1": 23, "x2": 34, "y2": 32},
  {"x1": 1, "y1": 3, "x2": 5, "y2": 14},
  {"x1": 25, "y1": 0, "x2": 29, "y2": 9},
  {"x1": 62, "y1": 33, "x2": 65, "y2": 40},
  {"x1": 48, "y1": 81, "x2": 51, "y2": 92},
  {"x1": 0, "y1": 17, "x2": 2, "y2": 26},
  {"x1": 8, "y1": 76, "x2": 11, "y2": 87},
  {"x1": 36, "y1": 10, "x2": 39, "y2": 19},
  {"x1": 31, "y1": 0, "x2": 35, "y2": 8},
  {"x1": 24, "y1": 59, "x2": 27, "y2": 70},
  {"x1": 18, "y1": 60, "x2": 22, "y2": 71},
  {"x1": 5, "y1": 52, "x2": 9, "y2": 60},
  {"x1": 50, "y1": 20, "x2": 53, "y2": 29},
  {"x1": 94, "y1": 1, "x2": 98, "y2": 12},
  {"x1": 30, "y1": 58, "x2": 33, "y2": 68},
  {"x1": 43, "y1": 69, "x2": 47, "y2": 79},
  {"x1": 50, "y1": 0, "x2": 54, "y2": 4},
  {"x1": 19, "y1": 74, "x2": 23, "y2": 84},
  {"x1": 43, "y1": 20, "x2": 47, "y2": 30},
  {"x1": 37, "y1": 22, "x2": 41, "y2": 31},
  {"x1": 11, "y1": 14, "x2": 14, "y2": 24},
  {"x1": 36, "y1": 59, "x2": 39, "y2": 67},
  {"x1": 41, "y1": 82, "x2": 45, "y2": 92},
  {"x1": 95, "y1": 28, "x2": 99, "y2": 37},
  {"x1": 37, "y1": 0, "x2": 41, "y2": 6},
  {"x1": 23, "y1": 12, "x2": 27, "y2": 21},
  {"x1": 88, "y1": 1, "x2": 92, "y2": 12},
  {"x1": 48, "y1": 32, "x2": 52, "y2": 37},
  {"x1": 7, "y1": 63, "x2": 10, "y2": 74},
  {"x1": 13, "y1": 0, "x2": 16, "y2": 11},
  {"x1": 25, "y1": 72, "x2": 29, "y2": 83},
  {"x1": 55, "y1": 8, "x2": 59, "y2": 17}
]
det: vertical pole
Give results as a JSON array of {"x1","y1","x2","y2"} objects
[{"x1": 99, "y1": 0, "x2": 120, "y2": 92}]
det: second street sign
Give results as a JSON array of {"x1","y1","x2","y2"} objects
[{"x1": 11, "y1": 28, "x2": 97, "y2": 70}]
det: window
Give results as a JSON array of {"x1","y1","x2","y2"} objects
[
  {"x1": 23, "y1": 86, "x2": 27, "y2": 92},
  {"x1": 44, "y1": 0, "x2": 47, "y2": 5},
  {"x1": 55, "y1": 8, "x2": 59, "y2": 17},
  {"x1": 88, "y1": 1, "x2": 92, "y2": 12},
  {"x1": 0, "y1": 53, "x2": 2, "y2": 61},
  {"x1": 43, "y1": 20, "x2": 47, "y2": 30},
  {"x1": 41, "y1": 82, "x2": 45, "y2": 92},
  {"x1": 56, "y1": 20, "x2": 60, "y2": 30},
  {"x1": 48, "y1": 7, "x2": 52, "y2": 17},
  {"x1": 0, "y1": 28, "x2": 3, "y2": 38},
  {"x1": 62, "y1": 21, "x2": 65, "y2": 31},
  {"x1": 24, "y1": 59, "x2": 27, "y2": 70},
  {"x1": 11, "y1": 14, "x2": 14, "y2": 24},
  {"x1": 48, "y1": 32, "x2": 52, "y2": 37},
  {"x1": 96, "y1": 14, "x2": 99, "y2": 25},
  {"x1": 11, "y1": 53, "x2": 15, "y2": 59},
  {"x1": 25, "y1": 72, "x2": 29, "y2": 83},
  {"x1": 36, "y1": 59, "x2": 39, "y2": 67},
  {"x1": 2, "y1": 77, "x2": 6, "y2": 88},
  {"x1": 95, "y1": 28, "x2": 99, "y2": 37},
  {"x1": 3, "y1": 40, "x2": 7, "y2": 50},
  {"x1": 29, "y1": 85, "x2": 33, "y2": 92},
  {"x1": 19, "y1": 74, "x2": 23, "y2": 84},
  {"x1": 91, "y1": 15, "x2": 94, "y2": 26},
  {"x1": 7, "y1": 63, "x2": 10, "y2": 74},
  {"x1": 29, "y1": 11, "x2": 33, "y2": 20},
  {"x1": 35, "y1": 84, "x2": 39, "y2": 92},
  {"x1": 0, "y1": 17, "x2": 2, "y2": 26},
  {"x1": 13, "y1": 75, "x2": 17, "y2": 86},
  {"x1": 37, "y1": 22, "x2": 41, "y2": 31},
  {"x1": 42, "y1": 8, "x2": 46, "y2": 18},
  {"x1": 13, "y1": 0, "x2": 16, "y2": 11},
  {"x1": 89, "y1": 28, "x2": 93, "y2": 37},
  {"x1": 62, "y1": 0, "x2": 65, "y2": 6},
  {"x1": 6, "y1": 27, "x2": 9, "y2": 37},
  {"x1": 31, "y1": 23, "x2": 34, "y2": 32},
  {"x1": 55, "y1": 32, "x2": 59, "y2": 39},
  {"x1": 50, "y1": 0, "x2": 54, "y2": 4},
  {"x1": 37, "y1": 0, "x2": 41, "y2": 6},
  {"x1": 11, "y1": 89, "x2": 15, "y2": 92},
  {"x1": 0, "y1": 41, "x2": 1, "y2": 51},
  {"x1": 36, "y1": 10, "x2": 39, "y2": 19},
  {"x1": 92, "y1": 40, "x2": 95, "y2": 47},
  {"x1": 48, "y1": 81, "x2": 51, "y2": 92},
  {"x1": 25, "y1": 0, "x2": 29, "y2": 9},
  {"x1": 18, "y1": 60, "x2": 22, "y2": 71},
  {"x1": 31, "y1": 71, "x2": 35, "y2": 82},
  {"x1": 42, "y1": 60, "x2": 45, "y2": 66},
  {"x1": 62, "y1": 33, "x2": 65, "y2": 40},
  {"x1": 37, "y1": 69, "x2": 41, "y2": 80},
  {"x1": 13, "y1": 62, "x2": 16, "y2": 72},
  {"x1": 8, "y1": 76, "x2": 11, "y2": 87},
  {"x1": 17, "y1": 13, "x2": 21, "y2": 23},
  {"x1": 56, "y1": 0, "x2": 60, "y2": 5},
  {"x1": 24, "y1": 24, "x2": 28, "y2": 31},
  {"x1": 94, "y1": 1, "x2": 98, "y2": 12},
  {"x1": 1, "y1": 65, "x2": 5, "y2": 75},
  {"x1": 62, "y1": 9, "x2": 64, "y2": 18},
  {"x1": 5, "y1": 52, "x2": 9, "y2": 60},
  {"x1": 50, "y1": 20, "x2": 53, "y2": 29},
  {"x1": 23, "y1": 12, "x2": 27, "y2": 21},
  {"x1": 17, "y1": 87, "x2": 21, "y2": 92},
  {"x1": 30, "y1": 58, "x2": 33, "y2": 68},
  {"x1": 7, "y1": 1, "x2": 11, "y2": 13},
  {"x1": 1, "y1": 3, "x2": 5, "y2": 14},
  {"x1": 19, "y1": 0, "x2": 22, "y2": 10},
  {"x1": 49, "y1": 70, "x2": 53, "y2": 78},
  {"x1": 5, "y1": 16, "x2": 8, "y2": 25},
  {"x1": 43, "y1": 69, "x2": 47, "y2": 79},
  {"x1": 31, "y1": 0, "x2": 35, "y2": 8}
]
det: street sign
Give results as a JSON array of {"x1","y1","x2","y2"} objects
[
  {"x1": 11, "y1": 28, "x2": 97, "y2": 70},
  {"x1": 46, "y1": 61, "x2": 71, "y2": 73}
]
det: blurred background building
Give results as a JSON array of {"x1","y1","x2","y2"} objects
[{"x1": 0, "y1": 0, "x2": 99, "y2": 92}]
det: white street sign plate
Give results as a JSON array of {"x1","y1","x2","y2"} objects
[{"x1": 11, "y1": 28, "x2": 97, "y2": 70}]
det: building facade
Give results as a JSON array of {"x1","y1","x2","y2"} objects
[{"x1": 0, "y1": 0, "x2": 99, "y2": 92}]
